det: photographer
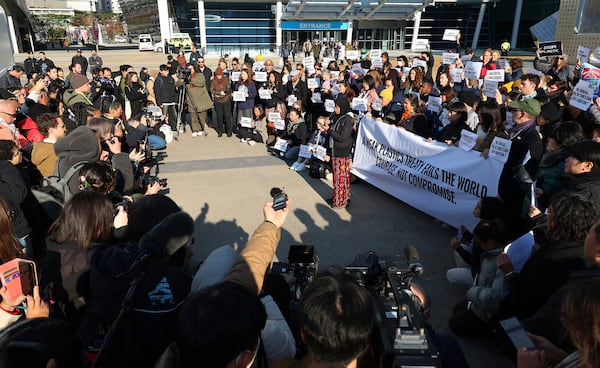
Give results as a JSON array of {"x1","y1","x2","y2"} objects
[{"x1": 156, "y1": 198, "x2": 291, "y2": 367}]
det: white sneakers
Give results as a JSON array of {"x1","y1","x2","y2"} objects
[
  {"x1": 289, "y1": 161, "x2": 307, "y2": 171},
  {"x1": 247, "y1": 140, "x2": 256, "y2": 146},
  {"x1": 192, "y1": 131, "x2": 206, "y2": 138},
  {"x1": 191, "y1": 132, "x2": 198, "y2": 138}
]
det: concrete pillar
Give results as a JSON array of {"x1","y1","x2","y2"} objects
[
  {"x1": 471, "y1": 2, "x2": 487, "y2": 50},
  {"x1": 410, "y1": 10, "x2": 422, "y2": 50},
  {"x1": 511, "y1": 0, "x2": 523, "y2": 48},
  {"x1": 157, "y1": 0, "x2": 171, "y2": 46},
  {"x1": 197, "y1": 0, "x2": 207, "y2": 54},
  {"x1": 276, "y1": 0, "x2": 283, "y2": 65},
  {"x1": 7, "y1": 16, "x2": 18, "y2": 55},
  {"x1": 346, "y1": 21, "x2": 353, "y2": 46}
]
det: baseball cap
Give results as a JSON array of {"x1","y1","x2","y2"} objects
[
  {"x1": 290, "y1": 70, "x2": 299, "y2": 77},
  {"x1": 508, "y1": 99, "x2": 541, "y2": 117}
]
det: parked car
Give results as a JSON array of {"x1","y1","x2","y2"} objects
[
  {"x1": 139, "y1": 34, "x2": 154, "y2": 51},
  {"x1": 114, "y1": 35, "x2": 127, "y2": 43}
]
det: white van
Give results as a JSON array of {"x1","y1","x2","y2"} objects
[{"x1": 138, "y1": 34, "x2": 154, "y2": 51}]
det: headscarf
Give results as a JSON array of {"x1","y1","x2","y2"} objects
[
  {"x1": 335, "y1": 96, "x2": 351, "y2": 115},
  {"x1": 211, "y1": 67, "x2": 228, "y2": 91}
]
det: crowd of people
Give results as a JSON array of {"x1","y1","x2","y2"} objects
[{"x1": 0, "y1": 37, "x2": 600, "y2": 367}]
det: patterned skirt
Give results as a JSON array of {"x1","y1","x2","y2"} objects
[{"x1": 333, "y1": 156, "x2": 351, "y2": 207}]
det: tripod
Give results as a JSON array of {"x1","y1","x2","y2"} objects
[{"x1": 175, "y1": 82, "x2": 188, "y2": 140}]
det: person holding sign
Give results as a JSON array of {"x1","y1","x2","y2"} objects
[
  {"x1": 323, "y1": 97, "x2": 355, "y2": 209},
  {"x1": 262, "y1": 71, "x2": 285, "y2": 112},
  {"x1": 233, "y1": 69, "x2": 257, "y2": 138},
  {"x1": 210, "y1": 67, "x2": 232, "y2": 138},
  {"x1": 279, "y1": 108, "x2": 307, "y2": 161},
  {"x1": 435, "y1": 102, "x2": 473, "y2": 145},
  {"x1": 397, "y1": 94, "x2": 428, "y2": 138},
  {"x1": 534, "y1": 50, "x2": 572, "y2": 83},
  {"x1": 239, "y1": 104, "x2": 267, "y2": 146},
  {"x1": 357, "y1": 75, "x2": 379, "y2": 114},
  {"x1": 480, "y1": 49, "x2": 497, "y2": 79},
  {"x1": 285, "y1": 69, "x2": 309, "y2": 111},
  {"x1": 403, "y1": 67, "x2": 424, "y2": 96}
]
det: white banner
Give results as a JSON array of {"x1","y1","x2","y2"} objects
[{"x1": 351, "y1": 120, "x2": 503, "y2": 230}]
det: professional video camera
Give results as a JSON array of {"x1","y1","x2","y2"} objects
[
  {"x1": 272, "y1": 245, "x2": 439, "y2": 367},
  {"x1": 177, "y1": 66, "x2": 192, "y2": 83}
]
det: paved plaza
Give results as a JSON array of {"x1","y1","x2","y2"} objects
[{"x1": 17, "y1": 47, "x2": 516, "y2": 367}]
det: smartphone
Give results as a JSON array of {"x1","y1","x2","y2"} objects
[
  {"x1": 0, "y1": 258, "x2": 38, "y2": 301},
  {"x1": 500, "y1": 317, "x2": 536, "y2": 350}
]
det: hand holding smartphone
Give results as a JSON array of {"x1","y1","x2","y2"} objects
[
  {"x1": 0, "y1": 258, "x2": 38, "y2": 301},
  {"x1": 500, "y1": 317, "x2": 536, "y2": 350}
]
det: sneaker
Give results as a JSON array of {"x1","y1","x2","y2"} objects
[
  {"x1": 296, "y1": 164, "x2": 306, "y2": 172},
  {"x1": 247, "y1": 140, "x2": 256, "y2": 146},
  {"x1": 191, "y1": 132, "x2": 198, "y2": 138},
  {"x1": 325, "y1": 173, "x2": 333, "y2": 181},
  {"x1": 198, "y1": 131, "x2": 204, "y2": 136},
  {"x1": 179, "y1": 128, "x2": 184, "y2": 133},
  {"x1": 240, "y1": 138, "x2": 246, "y2": 143},
  {"x1": 289, "y1": 163, "x2": 296, "y2": 170}
]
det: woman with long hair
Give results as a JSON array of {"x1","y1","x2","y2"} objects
[
  {"x1": 397, "y1": 94, "x2": 428, "y2": 138},
  {"x1": 186, "y1": 67, "x2": 214, "y2": 137},
  {"x1": 124, "y1": 72, "x2": 147, "y2": 118},
  {"x1": 324, "y1": 97, "x2": 355, "y2": 209},
  {"x1": 210, "y1": 67, "x2": 232, "y2": 137},
  {"x1": 234, "y1": 68, "x2": 257, "y2": 138},
  {"x1": 0, "y1": 199, "x2": 23, "y2": 264},
  {"x1": 240, "y1": 104, "x2": 268, "y2": 145},
  {"x1": 403, "y1": 67, "x2": 423, "y2": 96},
  {"x1": 475, "y1": 100, "x2": 508, "y2": 153}
]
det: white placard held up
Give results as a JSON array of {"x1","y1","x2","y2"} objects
[
  {"x1": 311, "y1": 92, "x2": 322, "y2": 103},
  {"x1": 287, "y1": 95, "x2": 297, "y2": 107},
  {"x1": 371, "y1": 57, "x2": 383, "y2": 69},
  {"x1": 255, "y1": 71, "x2": 267, "y2": 82},
  {"x1": 460, "y1": 55, "x2": 472, "y2": 63},
  {"x1": 442, "y1": 52, "x2": 460, "y2": 65},
  {"x1": 465, "y1": 61, "x2": 483, "y2": 80},
  {"x1": 412, "y1": 39, "x2": 429, "y2": 52},
  {"x1": 403, "y1": 67, "x2": 411, "y2": 75},
  {"x1": 268, "y1": 112, "x2": 281, "y2": 122},
  {"x1": 231, "y1": 72, "x2": 241, "y2": 82},
  {"x1": 570, "y1": 80, "x2": 595, "y2": 111},
  {"x1": 504, "y1": 231, "x2": 534, "y2": 273},
  {"x1": 412, "y1": 58, "x2": 427, "y2": 69},
  {"x1": 442, "y1": 29, "x2": 460, "y2": 41},
  {"x1": 233, "y1": 91, "x2": 246, "y2": 102},
  {"x1": 299, "y1": 144, "x2": 312, "y2": 159},
  {"x1": 274, "y1": 119, "x2": 286, "y2": 130},
  {"x1": 252, "y1": 62, "x2": 265, "y2": 71},
  {"x1": 352, "y1": 97, "x2": 368, "y2": 112},
  {"x1": 577, "y1": 45, "x2": 590, "y2": 63},
  {"x1": 239, "y1": 116, "x2": 252, "y2": 128},
  {"x1": 322, "y1": 57, "x2": 335, "y2": 68},
  {"x1": 303, "y1": 56, "x2": 315, "y2": 74},
  {"x1": 427, "y1": 96, "x2": 442, "y2": 113},
  {"x1": 325, "y1": 99, "x2": 335, "y2": 112},
  {"x1": 274, "y1": 138, "x2": 288, "y2": 152},
  {"x1": 483, "y1": 79, "x2": 499, "y2": 98},
  {"x1": 330, "y1": 71, "x2": 340, "y2": 80},
  {"x1": 485, "y1": 69, "x2": 505, "y2": 82},
  {"x1": 451, "y1": 68, "x2": 463, "y2": 83},
  {"x1": 307, "y1": 78, "x2": 319, "y2": 89},
  {"x1": 458, "y1": 129, "x2": 479, "y2": 151},
  {"x1": 314, "y1": 145, "x2": 327, "y2": 161},
  {"x1": 258, "y1": 89, "x2": 272, "y2": 100},
  {"x1": 370, "y1": 49, "x2": 381, "y2": 58},
  {"x1": 489, "y1": 137, "x2": 512, "y2": 163},
  {"x1": 346, "y1": 50, "x2": 359, "y2": 60}
]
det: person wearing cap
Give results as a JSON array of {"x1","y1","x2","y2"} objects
[
  {"x1": 62, "y1": 73, "x2": 92, "y2": 108},
  {"x1": 534, "y1": 50, "x2": 572, "y2": 83},
  {"x1": 497, "y1": 98, "x2": 544, "y2": 216},
  {"x1": 285, "y1": 69, "x2": 308, "y2": 111},
  {"x1": 322, "y1": 97, "x2": 354, "y2": 209},
  {"x1": 71, "y1": 49, "x2": 88, "y2": 75}
]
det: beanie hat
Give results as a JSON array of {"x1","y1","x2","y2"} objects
[
  {"x1": 70, "y1": 74, "x2": 89, "y2": 90},
  {"x1": 214, "y1": 67, "x2": 224, "y2": 76}
]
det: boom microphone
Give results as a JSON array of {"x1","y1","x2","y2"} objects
[
  {"x1": 138, "y1": 211, "x2": 195, "y2": 261},
  {"x1": 404, "y1": 246, "x2": 424, "y2": 276}
]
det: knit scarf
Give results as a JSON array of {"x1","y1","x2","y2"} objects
[{"x1": 211, "y1": 75, "x2": 228, "y2": 92}]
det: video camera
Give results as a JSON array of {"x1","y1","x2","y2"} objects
[{"x1": 177, "y1": 66, "x2": 192, "y2": 83}]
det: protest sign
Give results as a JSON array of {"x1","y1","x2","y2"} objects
[
  {"x1": 412, "y1": 58, "x2": 427, "y2": 69},
  {"x1": 231, "y1": 71, "x2": 240, "y2": 82},
  {"x1": 268, "y1": 112, "x2": 281, "y2": 122},
  {"x1": 258, "y1": 89, "x2": 272, "y2": 100},
  {"x1": 233, "y1": 91, "x2": 245, "y2": 102},
  {"x1": 577, "y1": 45, "x2": 590, "y2": 63},
  {"x1": 299, "y1": 145, "x2": 312, "y2": 159},
  {"x1": 465, "y1": 61, "x2": 483, "y2": 80},
  {"x1": 325, "y1": 99, "x2": 335, "y2": 112},
  {"x1": 442, "y1": 29, "x2": 460, "y2": 41},
  {"x1": 442, "y1": 52, "x2": 460, "y2": 65},
  {"x1": 273, "y1": 119, "x2": 285, "y2": 130},
  {"x1": 485, "y1": 69, "x2": 505, "y2": 82},
  {"x1": 352, "y1": 120, "x2": 503, "y2": 230},
  {"x1": 311, "y1": 92, "x2": 322, "y2": 103},
  {"x1": 352, "y1": 97, "x2": 368, "y2": 112},
  {"x1": 346, "y1": 50, "x2": 359, "y2": 60},
  {"x1": 239, "y1": 117, "x2": 252, "y2": 128},
  {"x1": 458, "y1": 129, "x2": 479, "y2": 151},
  {"x1": 427, "y1": 96, "x2": 442, "y2": 113},
  {"x1": 538, "y1": 41, "x2": 563, "y2": 57},
  {"x1": 371, "y1": 57, "x2": 383, "y2": 69},
  {"x1": 451, "y1": 68, "x2": 463, "y2": 83},
  {"x1": 255, "y1": 71, "x2": 267, "y2": 82},
  {"x1": 488, "y1": 137, "x2": 512, "y2": 163},
  {"x1": 287, "y1": 95, "x2": 297, "y2": 106},
  {"x1": 483, "y1": 79, "x2": 499, "y2": 98},
  {"x1": 412, "y1": 39, "x2": 429, "y2": 52},
  {"x1": 307, "y1": 78, "x2": 319, "y2": 89},
  {"x1": 273, "y1": 138, "x2": 288, "y2": 152},
  {"x1": 570, "y1": 80, "x2": 595, "y2": 111},
  {"x1": 370, "y1": 49, "x2": 381, "y2": 58}
]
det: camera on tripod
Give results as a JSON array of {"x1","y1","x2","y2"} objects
[
  {"x1": 177, "y1": 66, "x2": 192, "y2": 83},
  {"x1": 271, "y1": 245, "x2": 317, "y2": 300}
]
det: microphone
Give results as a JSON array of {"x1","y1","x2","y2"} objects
[
  {"x1": 404, "y1": 246, "x2": 424, "y2": 276},
  {"x1": 138, "y1": 211, "x2": 195, "y2": 261}
]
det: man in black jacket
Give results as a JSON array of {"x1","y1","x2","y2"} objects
[
  {"x1": 71, "y1": 49, "x2": 88, "y2": 75},
  {"x1": 498, "y1": 99, "x2": 544, "y2": 217},
  {"x1": 154, "y1": 64, "x2": 179, "y2": 132},
  {"x1": 285, "y1": 70, "x2": 309, "y2": 111}
]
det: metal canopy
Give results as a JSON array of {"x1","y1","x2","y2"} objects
[{"x1": 282, "y1": 0, "x2": 434, "y2": 21}]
